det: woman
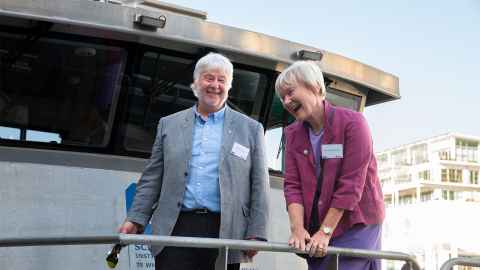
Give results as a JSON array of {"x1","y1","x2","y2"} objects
[{"x1": 275, "y1": 61, "x2": 385, "y2": 269}]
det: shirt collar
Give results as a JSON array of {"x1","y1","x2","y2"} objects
[
  {"x1": 193, "y1": 104, "x2": 226, "y2": 123},
  {"x1": 304, "y1": 121, "x2": 324, "y2": 137}
]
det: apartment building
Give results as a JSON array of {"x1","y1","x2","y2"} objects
[{"x1": 376, "y1": 133, "x2": 480, "y2": 270}]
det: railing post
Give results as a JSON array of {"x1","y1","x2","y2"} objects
[
  {"x1": 215, "y1": 246, "x2": 228, "y2": 270},
  {"x1": 334, "y1": 253, "x2": 339, "y2": 270}
]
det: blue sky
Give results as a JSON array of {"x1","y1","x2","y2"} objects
[{"x1": 167, "y1": 0, "x2": 480, "y2": 151}]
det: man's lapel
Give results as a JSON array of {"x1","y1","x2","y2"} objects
[
  {"x1": 220, "y1": 106, "x2": 235, "y2": 168},
  {"x1": 180, "y1": 107, "x2": 195, "y2": 161}
]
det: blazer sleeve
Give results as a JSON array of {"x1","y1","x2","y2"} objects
[
  {"x1": 330, "y1": 113, "x2": 373, "y2": 211},
  {"x1": 283, "y1": 129, "x2": 303, "y2": 207},
  {"x1": 245, "y1": 122, "x2": 270, "y2": 240},
  {"x1": 127, "y1": 119, "x2": 165, "y2": 226}
]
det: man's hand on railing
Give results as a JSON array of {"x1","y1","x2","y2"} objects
[
  {"x1": 244, "y1": 249, "x2": 258, "y2": 258},
  {"x1": 118, "y1": 221, "x2": 143, "y2": 234},
  {"x1": 244, "y1": 237, "x2": 266, "y2": 258},
  {"x1": 288, "y1": 227, "x2": 311, "y2": 252}
]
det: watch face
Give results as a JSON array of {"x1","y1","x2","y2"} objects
[{"x1": 323, "y1": 227, "x2": 332, "y2": 234}]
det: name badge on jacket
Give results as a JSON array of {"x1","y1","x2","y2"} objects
[
  {"x1": 231, "y1": 142, "x2": 249, "y2": 160},
  {"x1": 321, "y1": 144, "x2": 343, "y2": 159}
]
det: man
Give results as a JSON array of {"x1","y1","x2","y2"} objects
[{"x1": 119, "y1": 53, "x2": 270, "y2": 270}]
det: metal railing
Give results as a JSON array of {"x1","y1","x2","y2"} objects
[
  {"x1": 0, "y1": 234, "x2": 421, "y2": 270},
  {"x1": 440, "y1": 257, "x2": 480, "y2": 270}
]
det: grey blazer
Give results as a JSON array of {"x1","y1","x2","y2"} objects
[{"x1": 127, "y1": 106, "x2": 270, "y2": 264}]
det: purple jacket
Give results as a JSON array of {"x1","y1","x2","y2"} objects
[{"x1": 284, "y1": 101, "x2": 384, "y2": 238}]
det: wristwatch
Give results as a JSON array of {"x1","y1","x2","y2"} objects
[{"x1": 320, "y1": 226, "x2": 333, "y2": 236}]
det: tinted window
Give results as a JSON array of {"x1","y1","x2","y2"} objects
[
  {"x1": 123, "y1": 53, "x2": 196, "y2": 152},
  {"x1": 326, "y1": 87, "x2": 362, "y2": 112},
  {"x1": 0, "y1": 33, "x2": 126, "y2": 147},
  {"x1": 123, "y1": 52, "x2": 269, "y2": 153}
]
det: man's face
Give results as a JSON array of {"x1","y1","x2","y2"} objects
[{"x1": 194, "y1": 69, "x2": 229, "y2": 113}]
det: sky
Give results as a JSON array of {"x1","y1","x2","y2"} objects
[{"x1": 165, "y1": 0, "x2": 480, "y2": 152}]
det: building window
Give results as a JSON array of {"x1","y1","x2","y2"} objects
[
  {"x1": 418, "y1": 170, "x2": 430, "y2": 181},
  {"x1": 377, "y1": 153, "x2": 389, "y2": 168},
  {"x1": 456, "y1": 138, "x2": 479, "y2": 162},
  {"x1": 411, "y1": 144, "x2": 428, "y2": 164},
  {"x1": 441, "y1": 169, "x2": 448, "y2": 182},
  {"x1": 453, "y1": 169, "x2": 462, "y2": 183},
  {"x1": 470, "y1": 170, "x2": 479, "y2": 185},
  {"x1": 439, "y1": 150, "x2": 452, "y2": 161},
  {"x1": 392, "y1": 149, "x2": 409, "y2": 166},
  {"x1": 442, "y1": 168, "x2": 462, "y2": 183},
  {"x1": 384, "y1": 197, "x2": 393, "y2": 207},
  {"x1": 421, "y1": 191, "x2": 433, "y2": 201},
  {"x1": 394, "y1": 173, "x2": 411, "y2": 184},
  {"x1": 381, "y1": 177, "x2": 392, "y2": 185},
  {"x1": 399, "y1": 195, "x2": 413, "y2": 205},
  {"x1": 442, "y1": 190, "x2": 456, "y2": 200}
]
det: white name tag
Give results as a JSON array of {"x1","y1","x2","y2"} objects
[
  {"x1": 231, "y1": 142, "x2": 250, "y2": 160},
  {"x1": 321, "y1": 144, "x2": 343, "y2": 159}
]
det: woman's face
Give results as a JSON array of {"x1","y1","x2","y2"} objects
[{"x1": 278, "y1": 84, "x2": 322, "y2": 121}]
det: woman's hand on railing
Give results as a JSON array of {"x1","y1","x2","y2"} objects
[
  {"x1": 288, "y1": 227, "x2": 311, "y2": 252},
  {"x1": 306, "y1": 230, "x2": 330, "y2": 257}
]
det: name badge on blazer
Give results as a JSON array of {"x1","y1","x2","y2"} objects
[
  {"x1": 231, "y1": 142, "x2": 249, "y2": 160},
  {"x1": 321, "y1": 144, "x2": 343, "y2": 159}
]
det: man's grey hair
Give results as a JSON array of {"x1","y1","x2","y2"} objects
[
  {"x1": 275, "y1": 60, "x2": 326, "y2": 99},
  {"x1": 191, "y1": 53, "x2": 234, "y2": 97}
]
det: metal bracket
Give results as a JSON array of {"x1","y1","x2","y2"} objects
[{"x1": 134, "y1": 14, "x2": 166, "y2": 30}]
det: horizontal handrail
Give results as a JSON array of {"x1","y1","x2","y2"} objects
[
  {"x1": 440, "y1": 257, "x2": 480, "y2": 270},
  {"x1": 0, "y1": 234, "x2": 421, "y2": 270},
  {"x1": 0, "y1": 235, "x2": 120, "y2": 247}
]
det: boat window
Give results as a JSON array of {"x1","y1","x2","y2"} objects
[
  {"x1": 0, "y1": 32, "x2": 126, "y2": 147},
  {"x1": 123, "y1": 51, "x2": 269, "y2": 153},
  {"x1": 326, "y1": 87, "x2": 362, "y2": 112}
]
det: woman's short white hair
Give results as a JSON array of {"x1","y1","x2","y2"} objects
[
  {"x1": 190, "y1": 53, "x2": 233, "y2": 97},
  {"x1": 275, "y1": 60, "x2": 326, "y2": 99}
]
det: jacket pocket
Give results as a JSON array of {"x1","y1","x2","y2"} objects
[{"x1": 242, "y1": 205, "x2": 250, "y2": 217}]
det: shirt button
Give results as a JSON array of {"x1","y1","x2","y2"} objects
[
  {"x1": 318, "y1": 200, "x2": 323, "y2": 205},
  {"x1": 184, "y1": 172, "x2": 188, "y2": 176},
  {"x1": 177, "y1": 202, "x2": 182, "y2": 207}
]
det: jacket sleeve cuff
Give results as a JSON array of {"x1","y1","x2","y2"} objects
[
  {"x1": 330, "y1": 199, "x2": 356, "y2": 211},
  {"x1": 285, "y1": 197, "x2": 304, "y2": 206},
  {"x1": 126, "y1": 212, "x2": 150, "y2": 227}
]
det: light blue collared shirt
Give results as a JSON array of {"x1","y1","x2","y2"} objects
[{"x1": 182, "y1": 105, "x2": 225, "y2": 212}]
